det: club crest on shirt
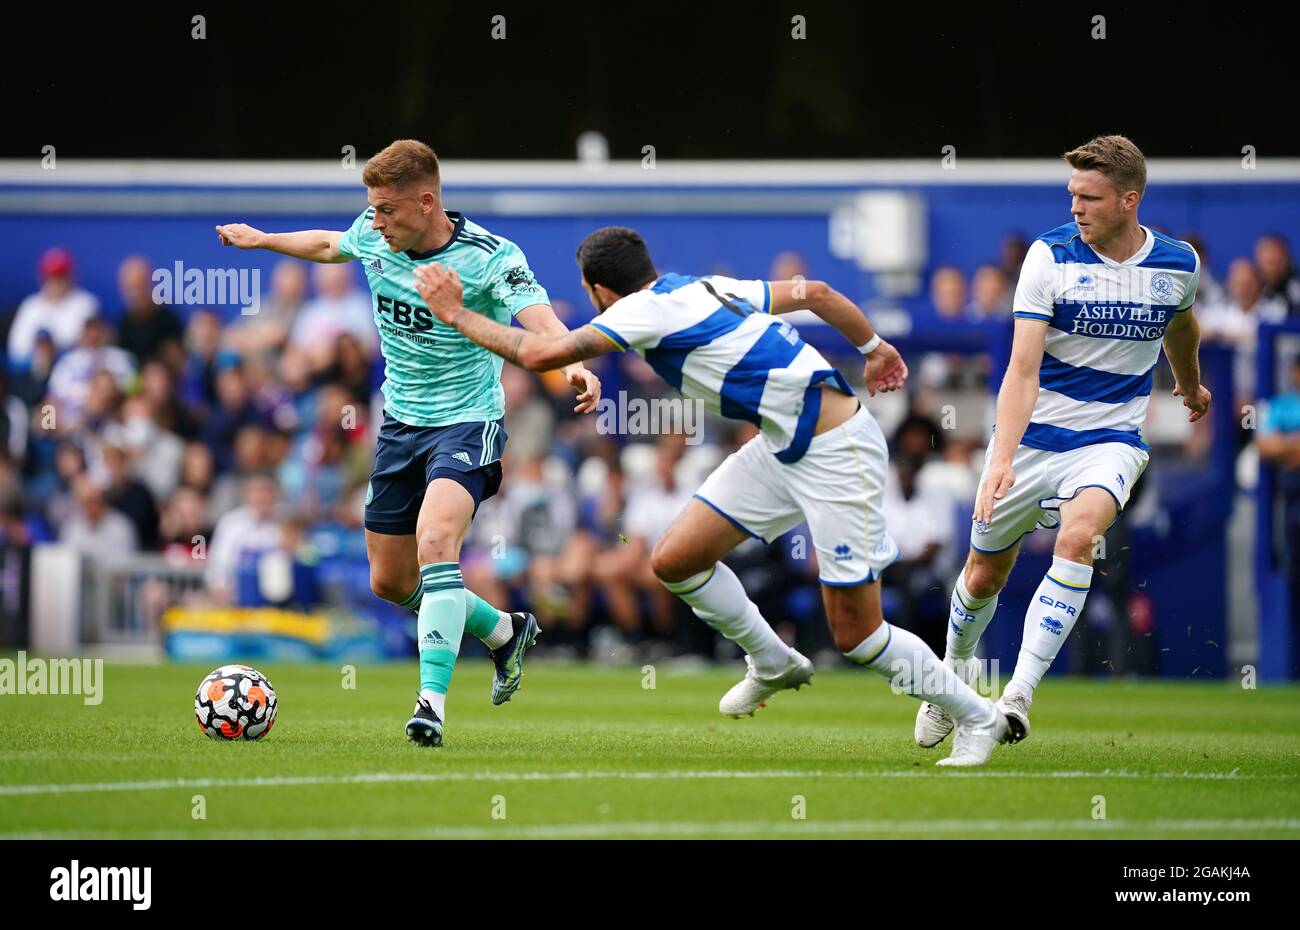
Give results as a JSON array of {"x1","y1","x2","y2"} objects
[{"x1": 1150, "y1": 272, "x2": 1174, "y2": 301}]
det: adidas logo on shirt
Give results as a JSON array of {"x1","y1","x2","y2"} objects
[{"x1": 366, "y1": 258, "x2": 384, "y2": 275}]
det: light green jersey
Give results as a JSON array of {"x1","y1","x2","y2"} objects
[{"x1": 337, "y1": 209, "x2": 550, "y2": 426}]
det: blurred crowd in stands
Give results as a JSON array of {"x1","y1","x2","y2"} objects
[{"x1": 2, "y1": 226, "x2": 1299, "y2": 662}]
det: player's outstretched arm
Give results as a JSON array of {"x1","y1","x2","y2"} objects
[
  {"x1": 515, "y1": 303, "x2": 603, "y2": 413},
  {"x1": 768, "y1": 279, "x2": 907, "y2": 395},
  {"x1": 415, "y1": 264, "x2": 615, "y2": 372},
  {"x1": 1162, "y1": 308, "x2": 1211, "y2": 423},
  {"x1": 215, "y1": 224, "x2": 349, "y2": 263}
]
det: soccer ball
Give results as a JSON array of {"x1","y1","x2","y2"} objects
[{"x1": 195, "y1": 664, "x2": 277, "y2": 741}]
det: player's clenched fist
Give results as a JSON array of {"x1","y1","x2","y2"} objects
[
  {"x1": 215, "y1": 223, "x2": 266, "y2": 249},
  {"x1": 414, "y1": 264, "x2": 464, "y2": 322}
]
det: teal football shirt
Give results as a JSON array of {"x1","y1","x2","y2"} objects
[{"x1": 337, "y1": 209, "x2": 550, "y2": 427}]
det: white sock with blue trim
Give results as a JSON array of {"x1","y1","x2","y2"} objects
[
  {"x1": 661, "y1": 562, "x2": 791, "y2": 677},
  {"x1": 1007, "y1": 556, "x2": 1093, "y2": 699},
  {"x1": 944, "y1": 573, "x2": 999, "y2": 669},
  {"x1": 844, "y1": 621, "x2": 992, "y2": 725}
]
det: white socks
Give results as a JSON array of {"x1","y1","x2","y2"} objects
[
  {"x1": 419, "y1": 688, "x2": 447, "y2": 720},
  {"x1": 844, "y1": 621, "x2": 992, "y2": 726},
  {"x1": 1007, "y1": 556, "x2": 1093, "y2": 698},
  {"x1": 482, "y1": 614, "x2": 514, "y2": 650},
  {"x1": 662, "y1": 563, "x2": 791, "y2": 676},
  {"x1": 945, "y1": 573, "x2": 998, "y2": 665}
]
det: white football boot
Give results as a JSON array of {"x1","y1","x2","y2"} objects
[
  {"x1": 914, "y1": 658, "x2": 982, "y2": 748},
  {"x1": 719, "y1": 650, "x2": 814, "y2": 717},
  {"x1": 936, "y1": 698, "x2": 1010, "y2": 767},
  {"x1": 995, "y1": 687, "x2": 1032, "y2": 744}
]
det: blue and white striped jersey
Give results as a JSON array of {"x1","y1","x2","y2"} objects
[
  {"x1": 589, "y1": 273, "x2": 854, "y2": 462},
  {"x1": 1010, "y1": 222, "x2": 1200, "y2": 452}
]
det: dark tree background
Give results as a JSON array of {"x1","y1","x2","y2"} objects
[{"x1": 4, "y1": 2, "x2": 1298, "y2": 159}]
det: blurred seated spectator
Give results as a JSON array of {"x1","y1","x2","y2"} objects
[
  {"x1": 9, "y1": 331, "x2": 57, "y2": 409},
  {"x1": 224, "y1": 258, "x2": 308, "y2": 364},
  {"x1": 1000, "y1": 231, "x2": 1029, "y2": 284},
  {"x1": 200, "y1": 361, "x2": 274, "y2": 473},
  {"x1": 290, "y1": 263, "x2": 377, "y2": 374},
  {"x1": 206, "y1": 472, "x2": 283, "y2": 602},
  {"x1": 967, "y1": 264, "x2": 1011, "y2": 320},
  {"x1": 97, "y1": 437, "x2": 159, "y2": 550},
  {"x1": 594, "y1": 433, "x2": 694, "y2": 648},
  {"x1": 0, "y1": 372, "x2": 29, "y2": 465},
  {"x1": 59, "y1": 473, "x2": 138, "y2": 557},
  {"x1": 7, "y1": 248, "x2": 99, "y2": 369},
  {"x1": 1182, "y1": 233, "x2": 1228, "y2": 315},
  {"x1": 1256, "y1": 234, "x2": 1300, "y2": 316},
  {"x1": 930, "y1": 266, "x2": 967, "y2": 320},
  {"x1": 116, "y1": 255, "x2": 184, "y2": 367},
  {"x1": 181, "y1": 309, "x2": 227, "y2": 410},
  {"x1": 1257, "y1": 353, "x2": 1300, "y2": 649},
  {"x1": 881, "y1": 452, "x2": 957, "y2": 655},
  {"x1": 158, "y1": 485, "x2": 214, "y2": 566},
  {"x1": 117, "y1": 394, "x2": 185, "y2": 503},
  {"x1": 1199, "y1": 258, "x2": 1286, "y2": 409},
  {"x1": 44, "y1": 316, "x2": 136, "y2": 431}
]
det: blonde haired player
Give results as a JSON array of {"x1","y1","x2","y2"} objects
[{"x1": 915, "y1": 135, "x2": 1211, "y2": 748}]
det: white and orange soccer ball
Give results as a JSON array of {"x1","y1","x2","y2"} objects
[{"x1": 195, "y1": 664, "x2": 277, "y2": 741}]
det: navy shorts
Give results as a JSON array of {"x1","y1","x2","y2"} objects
[{"x1": 364, "y1": 411, "x2": 507, "y2": 535}]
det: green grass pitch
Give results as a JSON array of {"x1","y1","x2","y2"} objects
[{"x1": 2, "y1": 659, "x2": 1299, "y2": 839}]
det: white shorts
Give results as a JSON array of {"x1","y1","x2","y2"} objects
[
  {"x1": 694, "y1": 406, "x2": 900, "y2": 586},
  {"x1": 970, "y1": 439, "x2": 1150, "y2": 553}
]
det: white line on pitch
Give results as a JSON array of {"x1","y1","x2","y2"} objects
[
  {"x1": 0, "y1": 767, "x2": 1293, "y2": 797},
  {"x1": 3, "y1": 818, "x2": 1300, "y2": 840}
]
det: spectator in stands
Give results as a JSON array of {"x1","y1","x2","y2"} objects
[
  {"x1": 158, "y1": 485, "x2": 214, "y2": 565},
  {"x1": 0, "y1": 372, "x2": 29, "y2": 466},
  {"x1": 98, "y1": 438, "x2": 159, "y2": 550},
  {"x1": 225, "y1": 258, "x2": 308, "y2": 364},
  {"x1": 290, "y1": 263, "x2": 376, "y2": 374},
  {"x1": 1000, "y1": 231, "x2": 1029, "y2": 284},
  {"x1": 1182, "y1": 233, "x2": 1228, "y2": 315},
  {"x1": 7, "y1": 247, "x2": 99, "y2": 368},
  {"x1": 10, "y1": 331, "x2": 57, "y2": 409},
  {"x1": 181, "y1": 309, "x2": 227, "y2": 410},
  {"x1": 205, "y1": 472, "x2": 284, "y2": 602},
  {"x1": 967, "y1": 264, "x2": 1011, "y2": 320},
  {"x1": 930, "y1": 266, "x2": 967, "y2": 320},
  {"x1": 44, "y1": 315, "x2": 135, "y2": 430},
  {"x1": 595, "y1": 433, "x2": 693, "y2": 650},
  {"x1": 115, "y1": 255, "x2": 184, "y2": 367},
  {"x1": 881, "y1": 452, "x2": 957, "y2": 655},
  {"x1": 200, "y1": 361, "x2": 273, "y2": 473},
  {"x1": 139, "y1": 359, "x2": 199, "y2": 440},
  {"x1": 119, "y1": 393, "x2": 184, "y2": 503},
  {"x1": 1257, "y1": 353, "x2": 1300, "y2": 653},
  {"x1": 59, "y1": 473, "x2": 138, "y2": 556},
  {"x1": 1256, "y1": 234, "x2": 1300, "y2": 315},
  {"x1": 1200, "y1": 258, "x2": 1287, "y2": 407}
]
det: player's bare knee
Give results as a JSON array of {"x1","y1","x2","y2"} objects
[
  {"x1": 369, "y1": 573, "x2": 409, "y2": 604},
  {"x1": 650, "y1": 536, "x2": 693, "y2": 583},
  {"x1": 417, "y1": 524, "x2": 460, "y2": 565},
  {"x1": 963, "y1": 560, "x2": 1006, "y2": 600},
  {"x1": 1054, "y1": 524, "x2": 1097, "y2": 563}
]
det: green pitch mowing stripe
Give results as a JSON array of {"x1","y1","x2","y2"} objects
[{"x1": 1, "y1": 660, "x2": 1298, "y2": 839}]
